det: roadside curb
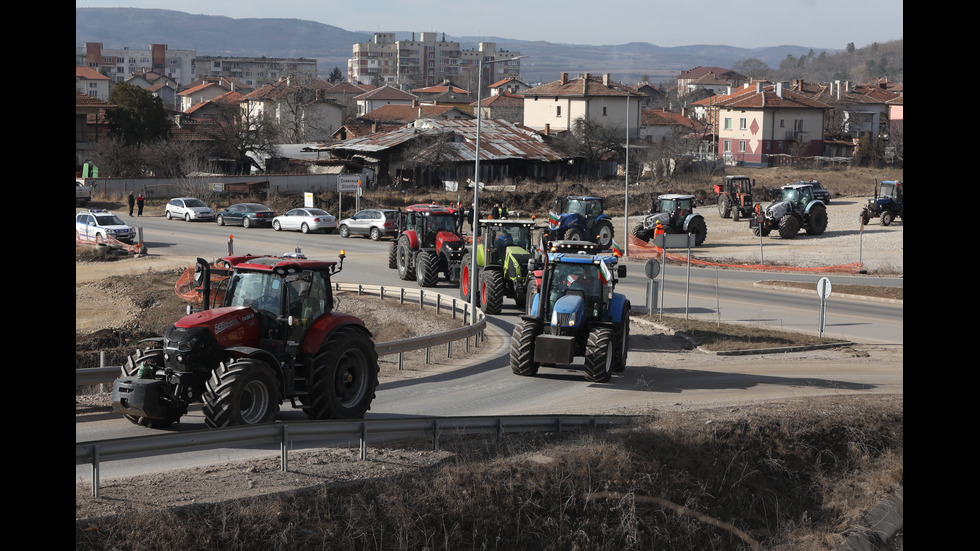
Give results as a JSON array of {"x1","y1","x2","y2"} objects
[
  {"x1": 752, "y1": 282, "x2": 903, "y2": 304},
  {"x1": 629, "y1": 315, "x2": 855, "y2": 356}
]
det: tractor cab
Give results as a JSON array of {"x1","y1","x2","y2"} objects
[
  {"x1": 656, "y1": 194, "x2": 697, "y2": 224},
  {"x1": 483, "y1": 220, "x2": 534, "y2": 265},
  {"x1": 562, "y1": 196, "x2": 605, "y2": 227},
  {"x1": 879, "y1": 181, "x2": 903, "y2": 201}
]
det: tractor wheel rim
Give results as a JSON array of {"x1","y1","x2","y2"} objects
[{"x1": 240, "y1": 380, "x2": 270, "y2": 424}]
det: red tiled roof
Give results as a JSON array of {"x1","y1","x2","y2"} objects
[
  {"x1": 524, "y1": 73, "x2": 639, "y2": 98},
  {"x1": 76, "y1": 67, "x2": 109, "y2": 80},
  {"x1": 359, "y1": 103, "x2": 471, "y2": 123},
  {"x1": 354, "y1": 85, "x2": 418, "y2": 101},
  {"x1": 641, "y1": 109, "x2": 694, "y2": 128}
]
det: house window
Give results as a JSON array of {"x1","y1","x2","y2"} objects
[
  {"x1": 556, "y1": 106, "x2": 561, "y2": 117},
  {"x1": 723, "y1": 140, "x2": 731, "y2": 152},
  {"x1": 739, "y1": 140, "x2": 746, "y2": 152},
  {"x1": 213, "y1": 61, "x2": 221, "y2": 68},
  {"x1": 794, "y1": 120, "x2": 804, "y2": 131},
  {"x1": 779, "y1": 119, "x2": 785, "y2": 128},
  {"x1": 724, "y1": 118, "x2": 732, "y2": 130},
  {"x1": 602, "y1": 106, "x2": 607, "y2": 116},
  {"x1": 739, "y1": 118, "x2": 747, "y2": 130}
]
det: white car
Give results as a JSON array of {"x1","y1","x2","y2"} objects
[
  {"x1": 165, "y1": 197, "x2": 214, "y2": 221},
  {"x1": 75, "y1": 209, "x2": 135, "y2": 244},
  {"x1": 272, "y1": 208, "x2": 338, "y2": 234}
]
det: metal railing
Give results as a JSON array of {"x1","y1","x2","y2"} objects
[
  {"x1": 76, "y1": 283, "x2": 486, "y2": 386},
  {"x1": 76, "y1": 414, "x2": 633, "y2": 498}
]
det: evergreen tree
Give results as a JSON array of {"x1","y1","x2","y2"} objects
[{"x1": 106, "y1": 82, "x2": 170, "y2": 146}]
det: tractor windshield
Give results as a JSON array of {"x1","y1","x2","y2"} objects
[
  {"x1": 781, "y1": 188, "x2": 800, "y2": 203},
  {"x1": 880, "y1": 183, "x2": 898, "y2": 198},
  {"x1": 424, "y1": 214, "x2": 457, "y2": 233},
  {"x1": 226, "y1": 271, "x2": 282, "y2": 316}
]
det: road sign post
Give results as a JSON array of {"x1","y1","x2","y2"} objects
[
  {"x1": 817, "y1": 277, "x2": 832, "y2": 336},
  {"x1": 338, "y1": 175, "x2": 362, "y2": 219},
  {"x1": 652, "y1": 233, "x2": 695, "y2": 318},
  {"x1": 644, "y1": 259, "x2": 660, "y2": 312}
]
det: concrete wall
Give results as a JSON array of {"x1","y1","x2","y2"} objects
[{"x1": 78, "y1": 173, "x2": 368, "y2": 201}]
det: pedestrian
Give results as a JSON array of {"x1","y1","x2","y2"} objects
[
  {"x1": 500, "y1": 203, "x2": 509, "y2": 219},
  {"x1": 136, "y1": 193, "x2": 145, "y2": 217},
  {"x1": 128, "y1": 192, "x2": 135, "y2": 217},
  {"x1": 466, "y1": 205, "x2": 474, "y2": 231},
  {"x1": 455, "y1": 205, "x2": 465, "y2": 234}
]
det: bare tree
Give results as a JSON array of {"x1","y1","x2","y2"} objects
[{"x1": 196, "y1": 101, "x2": 281, "y2": 174}]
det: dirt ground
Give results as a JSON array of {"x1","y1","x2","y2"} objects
[{"x1": 75, "y1": 197, "x2": 903, "y2": 524}]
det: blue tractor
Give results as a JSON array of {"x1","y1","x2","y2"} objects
[
  {"x1": 860, "y1": 180, "x2": 903, "y2": 226},
  {"x1": 511, "y1": 240, "x2": 630, "y2": 383},
  {"x1": 547, "y1": 196, "x2": 615, "y2": 250}
]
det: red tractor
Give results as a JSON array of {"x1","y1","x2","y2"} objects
[
  {"x1": 714, "y1": 175, "x2": 755, "y2": 221},
  {"x1": 393, "y1": 204, "x2": 467, "y2": 287},
  {"x1": 111, "y1": 251, "x2": 380, "y2": 429}
]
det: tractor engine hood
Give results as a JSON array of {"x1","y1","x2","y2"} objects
[
  {"x1": 551, "y1": 294, "x2": 585, "y2": 329},
  {"x1": 641, "y1": 212, "x2": 671, "y2": 229},
  {"x1": 765, "y1": 201, "x2": 792, "y2": 219},
  {"x1": 172, "y1": 306, "x2": 260, "y2": 348},
  {"x1": 436, "y1": 231, "x2": 464, "y2": 252}
]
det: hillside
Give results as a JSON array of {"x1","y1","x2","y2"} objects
[{"x1": 75, "y1": 7, "x2": 894, "y2": 85}]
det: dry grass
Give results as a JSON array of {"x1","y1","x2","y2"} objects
[
  {"x1": 649, "y1": 314, "x2": 848, "y2": 351},
  {"x1": 75, "y1": 395, "x2": 903, "y2": 551}
]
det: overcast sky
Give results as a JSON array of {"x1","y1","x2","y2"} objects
[{"x1": 76, "y1": 0, "x2": 903, "y2": 50}]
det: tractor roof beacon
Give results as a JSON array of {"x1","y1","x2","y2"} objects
[
  {"x1": 460, "y1": 219, "x2": 539, "y2": 315},
  {"x1": 749, "y1": 183, "x2": 829, "y2": 239},
  {"x1": 511, "y1": 240, "x2": 630, "y2": 383},
  {"x1": 631, "y1": 193, "x2": 708, "y2": 246},
  {"x1": 110, "y1": 251, "x2": 380, "y2": 429},
  {"x1": 548, "y1": 195, "x2": 615, "y2": 251},
  {"x1": 391, "y1": 204, "x2": 466, "y2": 287}
]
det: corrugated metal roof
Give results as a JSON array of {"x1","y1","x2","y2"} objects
[{"x1": 327, "y1": 119, "x2": 566, "y2": 162}]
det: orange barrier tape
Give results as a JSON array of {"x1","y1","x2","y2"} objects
[{"x1": 623, "y1": 233, "x2": 862, "y2": 274}]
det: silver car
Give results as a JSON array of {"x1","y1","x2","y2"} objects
[
  {"x1": 75, "y1": 209, "x2": 135, "y2": 244},
  {"x1": 272, "y1": 208, "x2": 338, "y2": 234},
  {"x1": 165, "y1": 197, "x2": 214, "y2": 221},
  {"x1": 338, "y1": 208, "x2": 400, "y2": 240}
]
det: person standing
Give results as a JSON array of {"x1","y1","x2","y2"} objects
[
  {"x1": 128, "y1": 192, "x2": 135, "y2": 217},
  {"x1": 136, "y1": 193, "x2": 145, "y2": 217}
]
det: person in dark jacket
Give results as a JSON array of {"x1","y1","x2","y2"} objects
[{"x1": 128, "y1": 192, "x2": 136, "y2": 217}]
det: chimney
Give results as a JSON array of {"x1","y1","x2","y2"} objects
[
  {"x1": 756, "y1": 82, "x2": 762, "y2": 93},
  {"x1": 544, "y1": 123, "x2": 550, "y2": 136},
  {"x1": 775, "y1": 82, "x2": 783, "y2": 98},
  {"x1": 603, "y1": 73, "x2": 610, "y2": 86},
  {"x1": 561, "y1": 73, "x2": 568, "y2": 85}
]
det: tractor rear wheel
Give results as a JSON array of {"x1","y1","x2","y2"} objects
[
  {"x1": 510, "y1": 319, "x2": 541, "y2": 376},
  {"x1": 688, "y1": 217, "x2": 708, "y2": 246},
  {"x1": 303, "y1": 327, "x2": 380, "y2": 420},
  {"x1": 612, "y1": 303, "x2": 631, "y2": 373},
  {"x1": 460, "y1": 253, "x2": 472, "y2": 300},
  {"x1": 584, "y1": 327, "x2": 615, "y2": 383},
  {"x1": 752, "y1": 225, "x2": 771, "y2": 237},
  {"x1": 718, "y1": 195, "x2": 732, "y2": 218},
  {"x1": 565, "y1": 228, "x2": 585, "y2": 241},
  {"x1": 120, "y1": 348, "x2": 183, "y2": 428},
  {"x1": 396, "y1": 236, "x2": 415, "y2": 280},
  {"x1": 632, "y1": 223, "x2": 651, "y2": 243},
  {"x1": 806, "y1": 204, "x2": 828, "y2": 235},
  {"x1": 777, "y1": 216, "x2": 799, "y2": 239},
  {"x1": 594, "y1": 220, "x2": 614, "y2": 250},
  {"x1": 203, "y1": 358, "x2": 281, "y2": 428},
  {"x1": 416, "y1": 250, "x2": 440, "y2": 287},
  {"x1": 480, "y1": 268, "x2": 505, "y2": 315}
]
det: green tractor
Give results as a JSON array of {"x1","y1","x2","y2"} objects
[{"x1": 460, "y1": 219, "x2": 538, "y2": 315}]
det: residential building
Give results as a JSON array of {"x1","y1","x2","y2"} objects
[
  {"x1": 76, "y1": 67, "x2": 111, "y2": 101},
  {"x1": 413, "y1": 80, "x2": 476, "y2": 113},
  {"x1": 75, "y1": 92, "x2": 113, "y2": 172},
  {"x1": 178, "y1": 81, "x2": 234, "y2": 113},
  {"x1": 76, "y1": 43, "x2": 195, "y2": 86},
  {"x1": 126, "y1": 72, "x2": 181, "y2": 112},
  {"x1": 192, "y1": 56, "x2": 317, "y2": 89},
  {"x1": 474, "y1": 93, "x2": 524, "y2": 124},
  {"x1": 488, "y1": 77, "x2": 530, "y2": 97},
  {"x1": 639, "y1": 109, "x2": 698, "y2": 145},
  {"x1": 347, "y1": 32, "x2": 521, "y2": 91},
  {"x1": 353, "y1": 85, "x2": 418, "y2": 117},
  {"x1": 693, "y1": 81, "x2": 830, "y2": 165},
  {"x1": 241, "y1": 77, "x2": 343, "y2": 142},
  {"x1": 632, "y1": 83, "x2": 667, "y2": 110},
  {"x1": 791, "y1": 79, "x2": 897, "y2": 140},
  {"x1": 521, "y1": 73, "x2": 644, "y2": 136},
  {"x1": 676, "y1": 66, "x2": 745, "y2": 91},
  {"x1": 359, "y1": 102, "x2": 473, "y2": 125}
]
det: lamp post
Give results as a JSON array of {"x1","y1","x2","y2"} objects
[
  {"x1": 470, "y1": 54, "x2": 527, "y2": 323},
  {"x1": 624, "y1": 90, "x2": 630, "y2": 258}
]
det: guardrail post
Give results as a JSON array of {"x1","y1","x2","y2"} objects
[
  {"x1": 358, "y1": 284, "x2": 363, "y2": 295},
  {"x1": 436, "y1": 295, "x2": 441, "y2": 315},
  {"x1": 398, "y1": 352, "x2": 403, "y2": 370},
  {"x1": 425, "y1": 347, "x2": 430, "y2": 364},
  {"x1": 447, "y1": 341, "x2": 451, "y2": 358},
  {"x1": 556, "y1": 418, "x2": 562, "y2": 433},
  {"x1": 465, "y1": 336, "x2": 470, "y2": 353},
  {"x1": 452, "y1": 299, "x2": 457, "y2": 320},
  {"x1": 433, "y1": 419, "x2": 440, "y2": 451},
  {"x1": 91, "y1": 446, "x2": 101, "y2": 497},
  {"x1": 496, "y1": 418, "x2": 504, "y2": 442},
  {"x1": 400, "y1": 288, "x2": 405, "y2": 304},
  {"x1": 419, "y1": 290, "x2": 424, "y2": 310},
  {"x1": 99, "y1": 351, "x2": 108, "y2": 392},
  {"x1": 360, "y1": 422, "x2": 367, "y2": 460},
  {"x1": 280, "y1": 425, "x2": 289, "y2": 472},
  {"x1": 380, "y1": 286, "x2": 385, "y2": 300}
]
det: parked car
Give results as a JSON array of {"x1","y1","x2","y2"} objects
[
  {"x1": 75, "y1": 209, "x2": 135, "y2": 244},
  {"x1": 272, "y1": 208, "x2": 338, "y2": 234},
  {"x1": 215, "y1": 203, "x2": 276, "y2": 228},
  {"x1": 338, "y1": 208, "x2": 400, "y2": 240},
  {"x1": 799, "y1": 179, "x2": 831, "y2": 204},
  {"x1": 165, "y1": 197, "x2": 214, "y2": 221}
]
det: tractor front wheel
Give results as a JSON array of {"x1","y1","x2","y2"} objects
[
  {"x1": 584, "y1": 327, "x2": 615, "y2": 383},
  {"x1": 203, "y1": 358, "x2": 281, "y2": 428},
  {"x1": 777, "y1": 216, "x2": 800, "y2": 239},
  {"x1": 612, "y1": 303, "x2": 631, "y2": 373},
  {"x1": 460, "y1": 253, "x2": 472, "y2": 300},
  {"x1": 120, "y1": 348, "x2": 183, "y2": 428},
  {"x1": 303, "y1": 328, "x2": 380, "y2": 420},
  {"x1": 718, "y1": 196, "x2": 732, "y2": 218},
  {"x1": 565, "y1": 228, "x2": 585, "y2": 241},
  {"x1": 416, "y1": 250, "x2": 440, "y2": 287},
  {"x1": 881, "y1": 211, "x2": 894, "y2": 226},
  {"x1": 388, "y1": 241, "x2": 398, "y2": 268},
  {"x1": 594, "y1": 220, "x2": 614, "y2": 250},
  {"x1": 510, "y1": 319, "x2": 541, "y2": 376},
  {"x1": 632, "y1": 223, "x2": 651, "y2": 243},
  {"x1": 480, "y1": 268, "x2": 505, "y2": 315}
]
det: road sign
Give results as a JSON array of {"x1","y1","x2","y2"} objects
[
  {"x1": 338, "y1": 175, "x2": 362, "y2": 192},
  {"x1": 652, "y1": 233, "x2": 695, "y2": 249},
  {"x1": 644, "y1": 258, "x2": 660, "y2": 279},
  {"x1": 817, "y1": 277, "x2": 832, "y2": 299}
]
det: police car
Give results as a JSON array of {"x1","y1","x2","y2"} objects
[{"x1": 75, "y1": 209, "x2": 135, "y2": 244}]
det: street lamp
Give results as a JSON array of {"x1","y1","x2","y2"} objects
[{"x1": 470, "y1": 54, "x2": 527, "y2": 323}]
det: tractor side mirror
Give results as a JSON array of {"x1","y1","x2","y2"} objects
[
  {"x1": 193, "y1": 258, "x2": 210, "y2": 286},
  {"x1": 617, "y1": 265, "x2": 627, "y2": 278}
]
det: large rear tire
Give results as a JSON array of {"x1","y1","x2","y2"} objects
[
  {"x1": 120, "y1": 348, "x2": 183, "y2": 428},
  {"x1": 565, "y1": 228, "x2": 585, "y2": 241},
  {"x1": 687, "y1": 217, "x2": 708, "y2": 246},
  {"x1": 480, "y1": 269, "x2": 505, "y2": 315},
  {"x1": 396, "y1": 236, "x2": 414, "y2": 281},
  {"x1": 416, "y1": 250, "x2": 440, "y2": 287},
  {"x1": 302, "y1": 328, "x2": 380, "y2": 420},
  {"x1": 510, "y1": 319, "x2": 541, "y2": 376},
  {"x1": 632, "y1": 223, "x2": 651, "y2": 243},
  {"x1": 203, "y1": 358, "x2": 281, "y2": 428},
  {"x1": 584, "y1": 327, "x2": 614, "y2": 383},
  {"x1": 594, "y1": 220, "x2": 614, "y2": 250},
  {"x1": 718, "y1": 196, "x2": 732, "y2": 218},
  {"x1": 806, "y1": 204, "x2": 828, "y2": 235}
]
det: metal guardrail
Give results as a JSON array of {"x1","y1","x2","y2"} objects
[
  {"x1": 76, "y1": 283, "x2": 487, "y2": 386},
  {"x1": 77, "y1": 414, "x2": 633, "y2": 497}
]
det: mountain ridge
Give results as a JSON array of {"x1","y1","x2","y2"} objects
[{"x1": 76, "y1": 7, "x2": 894, "y2": 85}]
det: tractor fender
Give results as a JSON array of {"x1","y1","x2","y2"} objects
[
  {"x1": 223, "y1": 346, "x2": 284, "y2": 386},
  {"x1": 528, "y1": 293, "x2": 542, "y2": 317},
  {"x1": 401, "y1": 230, "x2": 420, "y2": 250},
  {"x1": 554, "y1": 213, "x2": 581, "y2": 232},
  {"x1": 607, "y1": 294, "x2": 629, "y2": 323},
  {"x1": 593, "y1": 213, "x2": 612, "y2": 225},
  {"x1": 301, "y1": 313, "x2": 371, "y2": 355},
  {"x1": 803, "y1": 200, "x2": 826, "y2": 215},
  {"x1": 682, "y1": 213, "x2": 705, "y2": 232}
]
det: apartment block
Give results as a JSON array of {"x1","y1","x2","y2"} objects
[
  {"x1": 348, "y1": 32, "x2": 521, "y2": 91},
  {"x1": 76, "y1": 43, "x2": 196, "y2": 86},
  {"x1": 192, "y1": 56, "x2": 318, "y2": 88}
]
